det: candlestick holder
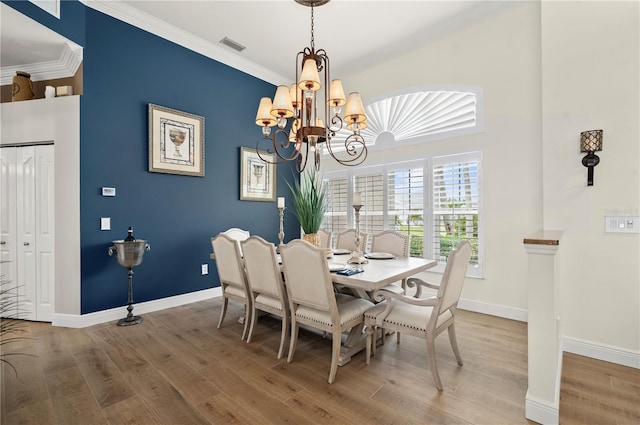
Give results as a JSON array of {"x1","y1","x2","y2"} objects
[
  {"x1": 348, "y1": 204, "x2": 368, "y2": 264},
  {"x1": 278, "y1": 207, "x2": 285, "y2": 246}
]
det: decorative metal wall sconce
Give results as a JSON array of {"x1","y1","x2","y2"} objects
[{"x1": 580, "y1": 129, "x2": 603, "y2": 186}]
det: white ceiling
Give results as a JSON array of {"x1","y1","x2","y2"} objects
[
  {"x1": 0, "y1": 3, "x2": 67, "y2": 67},
  {"x1": 1, "y1": 1, "x2": 520, "y2": 85},
  {"x1": 0, "y1": 2, "x2": 82, "y2": 85}
]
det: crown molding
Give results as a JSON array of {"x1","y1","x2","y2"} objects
[
  {"x1": 80, "y1": 0, "x2": 286, "y2": 86},
  {"x1": 0, "y1": 42, "x2": 82, "y2": 86}
]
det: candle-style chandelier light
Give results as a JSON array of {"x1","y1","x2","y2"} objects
[{"x1": 255, "y1": 0, "x2": 368, "y2": 172}]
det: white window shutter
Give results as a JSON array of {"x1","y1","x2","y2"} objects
[{"x1": 432, "y1": 153, "x2": 481, "y2": 271}]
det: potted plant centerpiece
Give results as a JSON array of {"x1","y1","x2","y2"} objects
[{"x1": 286, "y1": 169, "x2": 328, "y2": 248}]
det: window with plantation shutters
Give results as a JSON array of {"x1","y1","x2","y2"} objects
[
  {"x1": 353, "y1": 167, "x2": 385, "y2": 239},
  {"x1": 431, "y1": 153, "x2": 481, "y2": 273},
  {"x1": 387, "y1": 163, "x2": 425, "y2": 257},
  {"x1": 321, "y1": 151, "x2": 483, "y2": 278},
  {"x1": 322, "y1": 172, "x2": 348, "y2": 237}
]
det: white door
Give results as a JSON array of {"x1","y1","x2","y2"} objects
[
  {"x1": 1, "y1": 145, "x2": 54, "y2": 322},
  {"x1": 34, "y1": 145, "x2": 54, "y2": 320},
  {"x1": 0, "y1": 147, "x2": 18, "y2": 317}
]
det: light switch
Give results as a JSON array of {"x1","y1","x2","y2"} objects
[
  {"x1": 101, "y1": 217, "x2": 111, "y2": 230},
  {"x1": 201, "y1": 264, "x2": 209, "y2": 275},
  {"x1": 604, "y1": 215, "x2": 640, "y2": 233}
]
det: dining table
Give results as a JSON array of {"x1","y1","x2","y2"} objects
[
  {"x1": 211, "y1": 246, "x2": 437, "y2": 366},
  {"x1": 327, "y1": 254, "x2": 438, "y2": 366}
]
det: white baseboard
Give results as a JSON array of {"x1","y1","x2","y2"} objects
[
  {"x1": 458, "y1": 297, "x2": 528, "y2": 322},
  {"x1": 458, "y1": 299, "x2": 639, "y2": 372},
  {"x1": 525, "y1": 391, "x2": 559, "y2": 425},
  {"x1": 562, "y1": 336, "x2": 640, "y2": 369},
  {"x1": 52, "y1": 287, "x2": 222, "y2": 328}
]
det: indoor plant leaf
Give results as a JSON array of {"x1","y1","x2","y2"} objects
[{"x1": 285, "y1": 169, "x2": 327, "y2": 235}]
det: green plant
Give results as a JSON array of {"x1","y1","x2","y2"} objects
[
  {"x1": 410, "y1": 234, "x2": 423, "y2": 257},
  {"x1": 285, "y1": 169, "x2": 328, "y2": 234},
  {"x1": 0, "y1": 262, "x2": 33, "y2": 376}
]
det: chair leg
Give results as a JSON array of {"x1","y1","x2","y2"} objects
[
  {"x1": 277, "y1": 312, "x2": 289, "y2": 359},
  {"x1": 396, "y1": 331, "x2": 401, "y2": 344},
  {"x1": 426, "y1": 335, "x2": 443, "y2": 391},
  {"x1": 448, "y1": 324, "x2": 464, "y2": 366},
  {"x1": 287, "y1": 319, "x2": 299, "y2": 363},
  {"x1": 246, "y1": 305, "x2": 258, "y2": 343},
  {"x1": 217, "y1": 297, "x2": 228, "y2": 329},
  {"x1": 328, "y1": 329, "x2": 341, "y2": 384},
  {"x1": 365, "y1": 325, "x2": 373, "y2": 365},
  {"x1": 241, "y1": 304, "x2": 251, "y2": 341},
  {"x1": 372, "y1": 326, "x2": 379, "y2": 356}
]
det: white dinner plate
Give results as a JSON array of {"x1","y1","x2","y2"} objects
[
  {"x1": 364, "y1": 252, "x2": 396, "y2": 260},
  {"x1": 332, "y1": 248, "x2": 351, "y2": 255},
  {"x1": 328, "y1": 262, "x2": 347, "y2": 272}
]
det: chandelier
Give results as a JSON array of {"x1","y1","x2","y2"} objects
[{"x1": 255, "y1": 0, "x2": 368, "y2": 172}]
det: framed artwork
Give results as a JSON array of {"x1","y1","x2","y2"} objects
[
  {"x1": 240, "y1": 147, "x2": 276, "y2": 202},
  {"x1": 148, "y1": 103, "x2": 204, "y2": 177}
]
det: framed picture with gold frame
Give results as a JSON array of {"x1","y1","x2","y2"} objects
[
  {"x1": 148, "y1": 103, "x2": 204, "y2": 177},
  {"x1": 240, "y1": 147, "x2": 276, "y2": 202}
]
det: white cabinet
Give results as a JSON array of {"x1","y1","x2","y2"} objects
[{"x1": 0, "y1": 144, "x2": 54, "y2": 322}]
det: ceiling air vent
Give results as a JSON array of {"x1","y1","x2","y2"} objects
[{"x1": 220, "y1": 37, "x2": 246, "y2": 52}]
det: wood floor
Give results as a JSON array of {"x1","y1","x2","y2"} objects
[{"x1": 1, "y1": 298, "x2": 638, "y2": 424}]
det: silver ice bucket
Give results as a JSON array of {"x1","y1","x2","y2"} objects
[{"x1": 108, "y1": 240, "x2": 150, "y2": 268}]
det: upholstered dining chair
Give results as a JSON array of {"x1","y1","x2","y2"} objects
[
  {"x1": 222, "y1": 227, "x2": 250, "y2": 240},
  {"x1": 221, "y1": 227, "x2": 250, "y2": 254},
  {"x1": 211, "y1": 233, "x2": 252, "y2": 340},
  {"x1": 280, "y1": 239, "x2": 374, "y2": 384},
  {"x1": 317, "y1": 228, "x2": 332, "y2": 249},
  {"x1": 335, "y1": 229, "x2": 368, "y2": 252},
  {"x1": 364, "y1": 239, "x2": 472, "y2": 391},
  {"x1": 370, "y1": 230, "x2": 410, "y2": 293},
  {"x1": 370, "y1": 230, "x2": 410, "y2": 258},
  {"x1": 240, "y1": 235, "x2": 290, "y2": 358}
]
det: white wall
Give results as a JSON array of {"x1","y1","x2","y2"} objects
[
  {"x1": 541, "y1": 1, "x2": 639, "y2": 356},
  {"x1": 324, "y1": 2, "x2": 543, "y2": 318},
  {"x1": 1, "y1": 95, "x2": 81, "y2": 316},
  {"x1": 323, "y1": 0, "x2": 640, "y2": 360}
]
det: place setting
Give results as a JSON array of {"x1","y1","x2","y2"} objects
[{"x1": 364, "y1": 252, "x2": 396, "y2": 260}]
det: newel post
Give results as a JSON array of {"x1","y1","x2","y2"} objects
[{"x1": 523, "y1": 230, "x2": 562, "y2": 425}]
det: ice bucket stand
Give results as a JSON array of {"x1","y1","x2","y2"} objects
[{"x1": 108, "y1": 239, "x2": 150, "y2": 326}]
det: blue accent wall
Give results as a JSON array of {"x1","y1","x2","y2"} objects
[{"x1": 4, "y1": 1, "x2": 299, "y2": 314}]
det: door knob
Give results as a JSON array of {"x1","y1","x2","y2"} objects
[
  {"x1": 23, "y1": 242, "x2": 30, "y2": 246},
  {"x1": 0, "y1": 241, "x2": 5, "y2": 245}
]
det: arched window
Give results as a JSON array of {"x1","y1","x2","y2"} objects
[{"x1": 331, "y1": 87, "x2": 483, "y2": 151}]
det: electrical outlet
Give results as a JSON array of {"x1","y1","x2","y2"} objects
[{"x1": 201, "y1": 264, "x2": 208, "y2": 275}]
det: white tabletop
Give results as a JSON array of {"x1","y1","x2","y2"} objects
[
  {"x1": 211, "y1": 249, "x2": 437, "y2": 292},
  {"x1": 329, "y1": 256, "x2": 437, "y2": 292}
]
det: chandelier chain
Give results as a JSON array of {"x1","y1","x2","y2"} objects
[{"x1": 310, "y1": 5, "x2": 315, "y2": 50}]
